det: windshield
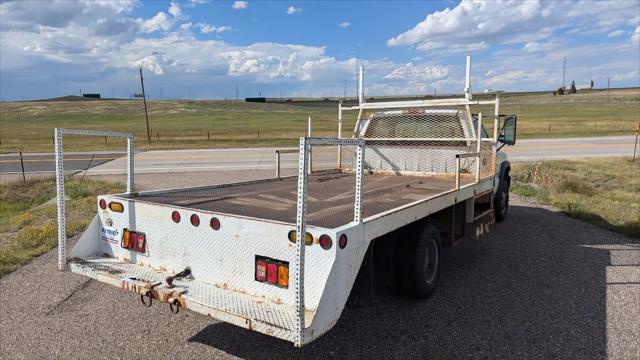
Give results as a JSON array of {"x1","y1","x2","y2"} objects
[{"x1": 472, "y1": 117, "x2": 489, "y2": 138}]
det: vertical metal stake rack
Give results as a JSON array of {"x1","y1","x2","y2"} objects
[{"x1": 54, "y1": 128, "x2": 134, "y2": 271}]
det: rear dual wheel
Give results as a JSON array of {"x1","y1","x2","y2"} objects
[{"x1": 399, "y1": 223, "x2": 442, "y2": 299}]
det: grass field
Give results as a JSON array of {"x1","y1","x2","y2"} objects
[
  {"x1": 0, "y1": 178, "x2": 123, "y2": 277},
  {"x1": 0, "y1": 88, "x2": 638, "y2": 153},
  {"x1": 511, "y1": 157, "x2": 640, "y2": 239}
]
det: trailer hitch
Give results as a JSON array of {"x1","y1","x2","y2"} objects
[
  {"x1": 165, "y1": 267, "x2": 191, "y2": 289},
  {"x1": 168, "y1": 297, "x2": 181, "y2": 314},
  {"x1": 139, "y1": 282, "x2": 162, "y2": 307}
]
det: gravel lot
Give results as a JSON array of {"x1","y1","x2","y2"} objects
[{"x1": 0, "y1": 171, "x2": 638, "y2": 359}]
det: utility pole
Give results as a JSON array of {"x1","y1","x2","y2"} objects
[
  {"x1": 344, "y1": 79, "x2": 347, "y2": 100},
  {"x1": 139, "y1": 68, "x2": 151, "y2": 147},
  {"x1": 562, "y1": 57, "x2": 566, "y2": 88},
  {"x1": 355, "y1": 57, "x2": 359, "y2": 97}
]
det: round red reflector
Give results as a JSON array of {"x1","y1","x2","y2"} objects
[
  {"x1": 190, "y1": 214, "x2": 200, "y2": 227},
  {"x1": 171, "y1": 211, "x2": 181, "y2": 223},
  {"x1": 319, "y1": 234, "x2": 332, "y2": 250},
  {"x1": 339, "y1": 234, "x2": 348, "y2": 249},
  {"x1": 210, "y1": 217, "x2": 220, "y2": 230},
  {"x1": 99, "y1": 199, "x2": 106, "y2": 210}
]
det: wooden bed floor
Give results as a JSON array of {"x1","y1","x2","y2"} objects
[{"x1": 124, "y1": 173, "x2": 473, "y2": 228}]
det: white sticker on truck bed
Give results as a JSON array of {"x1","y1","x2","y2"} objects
[{"x1": 100, "y1": 227, "x2": 120, "y2": 244}]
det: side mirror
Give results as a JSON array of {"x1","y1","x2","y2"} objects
[{"x1": 499, "y1": 115, "x2": 517, "y2": 145}]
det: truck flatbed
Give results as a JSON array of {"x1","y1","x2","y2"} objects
[{"x1": 122, "y1": 172, "x2": 475, "y2": 228}]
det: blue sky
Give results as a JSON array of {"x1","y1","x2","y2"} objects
[{"x1": 1, "y1": 0, "x2": 639, "y2": 100}]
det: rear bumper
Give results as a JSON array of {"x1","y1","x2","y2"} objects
[{"x1": 69, "y1": 257, "x2": 305, "y2": 344}]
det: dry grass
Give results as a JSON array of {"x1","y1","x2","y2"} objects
[
  {"x1": 1, "y1": 88, "x2": 638, "y2": 153},
  {"x1": 511, "y1": 157, "x2": 640, "y2": 238},
  {"x1": 0, "y1": 178, "x2": 124, "y2": 277}
]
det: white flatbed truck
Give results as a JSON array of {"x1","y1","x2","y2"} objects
[{"x1": 56, "y1": 57, "x2": 517, "y2": 346}]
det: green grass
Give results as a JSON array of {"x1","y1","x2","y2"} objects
[
  {"x1": 0, "y1": 88, "x2": 638, "y2": 153},
  {"x1": 0, "y1": 178, "x2": 124, "y2": 277},
  {"x1": 511, "y1": 158, "x2": 640, "y2": 238}
]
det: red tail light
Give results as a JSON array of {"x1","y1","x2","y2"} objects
[
  {"x1": 99, "y1": 199, "x2": 106, "y2": 210},
  {"x1": 171, "y1": 211, "x2": 181, "y2": 223},
  {"x1": 255, "y1": 261, "x2": 267, "y2": 282},
  {"x1": 339, "y1": 234, "x2": 348, "y2": 249},
  {"x1": 135, "y1": 233, "x2": 146, "y2": 252},
  {"x1": 210, "y1": 217, "x2": 220, "y2": 230},
  {"x1": 255, "y1": 256, "x2": 289, "y2": 288},
  {"x1": 190, "y1": 214, "x2": 200, "y2": 227},
  {"x1": 267, "y1": 263, "x2": 278, "y2": 284},
  {"x1": 121, "y1": 229, "x2": 146, "y2": 253},
  {"x1": 319, "y1": 234, "x2": 332, "y2": 250}
]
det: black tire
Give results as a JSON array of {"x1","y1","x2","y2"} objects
[
  {"x1": 399, "y1": 223, "x2": 442, "y2": 299},
  {"x1": 412, "y1": 224, "x2": 442, "y2": 299},
  {"x1": 495, "y1": 171, "x2": 510, "y2": 222}
]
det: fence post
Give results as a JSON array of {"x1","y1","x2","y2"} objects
[
  {"x1": 633, "y1": 124, "x2": 639, "y2": 162},
  {"x1": 19, "y1": 150, "x2": 26, "y2": 183},
  {"x1": 275, "y1": 151, "x2": 281, "y2": 178}
]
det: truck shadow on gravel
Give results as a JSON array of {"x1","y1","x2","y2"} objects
[{"x1": 189, "y1": 204, "x2": 636, "y2": 359}]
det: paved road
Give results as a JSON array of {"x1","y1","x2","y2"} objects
[
  {"x1": 1, "y1": 136, "x2": 636, "y2": 176},
  {"x1": 505, "y1": 136, "x2": 638, "y2": 161},
  {"x1": 0, "y1": 185, "x2": 637, "y2": 358},
  {"x1": 0, "y1": 151, "x2": 125, "y2": 174}
]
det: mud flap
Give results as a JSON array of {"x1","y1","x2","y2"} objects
[{"x1": 474, "y1": 210, "x2": 495, "y2": 240}]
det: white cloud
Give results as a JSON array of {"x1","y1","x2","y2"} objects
[
  {"x1": 187, "y1": 0, "x2": 209, "y2": 3},
  {"x1": 287, "y1": 6, "x2": 302, "y2": 15},
  {"x1": 607, "y1": 29, "x2": 625, "y2": 37},
  {"x1": 632, "y1": 26, "x2": 640, "y2": 43},
  {"x1": 388, "y1": 0, "x2": 640, "y2": 52},
  {"x1": 168, "y1": 2, "x2": 186, "y2": 19},
  {"x1": 610, "y1": 70, "x2": 639, "y2": 82},
  {"x1": 139, "y1": 12, "x2": 175, "y2": 33},
  {"x1": 1, "y1": 0, "x2": 638, "y2": 100},
  {"x1": 196, "y1": 22, "x2": 232, "y2": 34},
  {"x1": 523, "y1": 41, "x2": 555, "y2": 52},
  {"x1": 339, "y1": 22, "x2": 350, "y2": 28},
  {"x1": 383, "y1": 63, "x2": 448, "y2": 81},
  {"x1": 232, "y1": 1, "x2": 248, "y2": 10},
  {"x1": 483, "y1": 70, "x2": 528, "y2": 87}
]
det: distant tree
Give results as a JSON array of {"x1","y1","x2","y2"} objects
[
  {"x1": 570, "y1": 80, "x2": 577, "y2": 94},
  {"x1": 557, "y1": 86, "x2": 565, "y2": 95},
  {"x1": 590, "y1": 80, "x2": 594, "y2": 89}
]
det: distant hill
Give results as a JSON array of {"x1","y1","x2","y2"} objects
[{"x1": 38, "y1": 95, "x2": 101, "y2": 102}]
